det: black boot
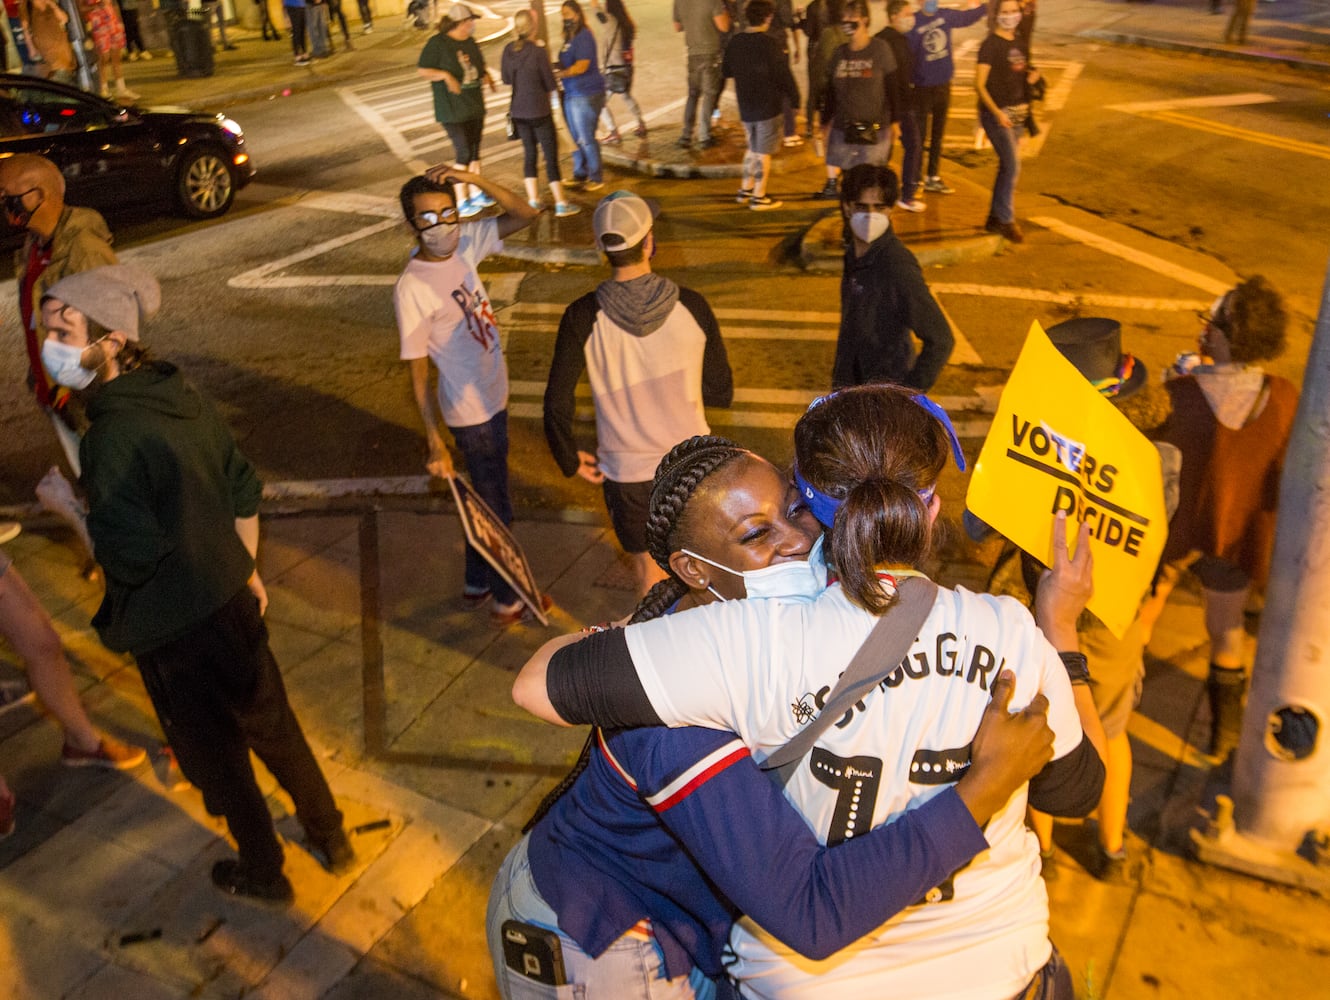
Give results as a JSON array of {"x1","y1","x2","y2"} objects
[{"x1": 1207, "y1": 665, "x2": 1246, "y2": 761}]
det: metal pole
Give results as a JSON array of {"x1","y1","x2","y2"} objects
[{"x1": 1192, "y1": 254, "x2": 1330, "y2": 893}]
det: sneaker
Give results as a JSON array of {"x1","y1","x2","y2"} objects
[
  {"x1": 527, "y1": 198, "x2": 544, "y2": 211},
  {"x1": 0, "y1": 520, "x2": 19, "y2": 544},
  {"x1": 308, "y1": 827, "x2": 356, "y2": 875},
  {"x1": 0, "y1": 786, "x2": 15, "y2": 839},
  {"x1": 461, "y1": 585, "x2": 492, "y2": 609},
  {"x1": 159, "y1": 746, "x2": 191, "y2": 791},
  {"x1": 749, "y1": 194, "x2": 782, "y2": 210},
  {"x1": 472, "y1": 191, "x2": 497, "y2": 209},
  {"x1": 491, "y1": 593, "x2": 554, "y2": 628},
  {"x1": 127, "y1": 51, "x2": 139, "y2": 61},
  {"x1": 140, "y1": 50, "x2": 154, "y2": 61},
  {"x1": 583, "y1": 180, "x2": 605, "y2": 192},
  {"x1": 676, "y1": 136, "x2": 692, "y2": 149},
  {"x1": 896, "y1": 198, "x2": 926, "y2": 213},
  {"x1": 813, "y1": 179, "x2": 839, "y2": 200},
  {"x1": 782, "y1": 135, "x2": 804, "y2": 147},
  {"x1": 736, "y1": 188, "x2": 753, "y2": 204},
  {"x1": 699, "y1": 136, "x2": 719, "y2": 149},
  {"x1": 923, "y1": 176, "x2": 954, "y2": 194},
  {"x1": 1092, "y1": 843, "x2": 1130, "y2": 885},
  {"x1": 61, "y1": 735, "x2": 147, "y2": 771},
  {"x1": 457, "y1": 196, "x2": 483, "y2": 219},
  {"x1": 554, "y1": 202, "x2": 581, "y2": 217},
  {"x1": 363, "y1": 24, "x2": 373, "y2": 33},
  {"x1": 565, "y1": 177, "x2": 586, "y2": 190},
  {"x1": 211, "y1": 859, "x2": 294, "y2": 904},
  {"x1": 295, "y1": 54, "x2": 310, "y2": 65}
]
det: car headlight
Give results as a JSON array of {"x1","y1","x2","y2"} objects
[{"x1": 220, "y1": 117, "x2": 244, "y2": 138}]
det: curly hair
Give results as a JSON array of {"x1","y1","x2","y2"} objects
[
  {"x1": 793, "y1": 385, "x2": 948, "y2": 614},
  {"x1": 1223, "y1": 275, "x2": 1287, "y2": 364}
]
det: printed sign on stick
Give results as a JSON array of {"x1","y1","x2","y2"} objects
[
  {"x1": 966, "y1": 322, "x2": 1167, "y2": 637},
  {"x1": 448, "y1": 475, "x2": 549, "y2": 626}
]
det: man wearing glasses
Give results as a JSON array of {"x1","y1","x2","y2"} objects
[{"x1": 393, "y1": 169, "x2": 541, "y2": 626}]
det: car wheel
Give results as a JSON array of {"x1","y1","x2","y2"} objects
[{"x1": 177, "y1": 145, "x2": 235, "y2": 219}]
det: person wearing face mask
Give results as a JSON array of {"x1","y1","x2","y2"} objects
[
  {"x1": 1143, "y1": 276, "x2": 1296, "y2": 763},
  {"x1": 516, "y1": 385, "x2": 1105, "y2": 999},
  {"x1": 418, "y1": 4, "x2": 498, "y2": 216},
  {"x1": 832, "y1": 163, "x2": 951, "y2": 391},
  {"x1": 488, "y1": 434, "x2": 1058, "y2": 999},
  {"x1": 975, "y1": 0, "x2": 1039, "y2": 243},
  {"x1": 906, "y1": 0, "x2": 987, "y2": 196},
  {"x1": 1, "y1": 152, "x2": 116, "y2": 575},
  {"x1": 544, "y1": 192, "x2": 734, "y2": 602},
  {"x1": 394, "y1": 169, "x2": 542, "y2": 626},
  {"x1": 815, "y1": 0, "x2": 900, "y2": 201},
  {"x1": 875, "y1": 0, "x2": 923, "y2": 211},
  {"x1": 41, "y1": 263, "x2": 354, "y2": 904},
  {"x1": 557, "y1": 1, "x2": 608, "y2": 190}
]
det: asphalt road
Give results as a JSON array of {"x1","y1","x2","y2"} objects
[{"x1": 1, "y1": 14, "x2": 1325, "y2": 515}]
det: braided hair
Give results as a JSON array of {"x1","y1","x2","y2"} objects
[{"x1": 521, "y1": 435, "x2": 750, "y2": 833}]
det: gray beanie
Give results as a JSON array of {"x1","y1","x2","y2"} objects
[{"x1": 45, "y1": 264, "x2": 161, "y2": 341}]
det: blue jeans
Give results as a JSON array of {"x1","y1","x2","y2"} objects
[
  {"x1": 450, "y1": 410, "x2": 518, "y2": 606},
  {"x1": 979, "y1": 106, "x2": 1020, "y2": 224},
  {"x1": 486, "y1": 836, "x2": 717, "y2": 1000},
  {"x1": 563, "y1": 93, "x2": 605, "y2": 183}
]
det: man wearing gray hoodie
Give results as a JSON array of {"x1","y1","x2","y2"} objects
[{"x1": 543, "y1": 192, "x2": 733, "y2": 598}]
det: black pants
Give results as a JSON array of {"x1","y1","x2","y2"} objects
[
  {"x1": 514, "y1": 115, "x2": 561, "y2": 182},
  {"x1": 913, "y1": 82, "x2": 952, "y2": 179},
  {"x1": 286, "y1": 5, "x2": 308, "y2": 57},
  {"x1": 119, "y1": 6, "x2": 146, "y2": 53},
  {"x1": 136, "y1": 588, "x2": 342, "y2": 880}
]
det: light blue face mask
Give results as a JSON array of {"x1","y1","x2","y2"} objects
[
  {"x1": 922, "y1": 0, "x2": 939, "y2": 14},
  {"x1": 41, "y1": 336, "x2": 105, "y2": 390},
  {"x1": 681, "y1": 535, "x2": 828, "y2": 603}
]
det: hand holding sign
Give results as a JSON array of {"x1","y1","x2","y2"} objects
[{"x1": 967, "y1": 322, "x2": 1167, "y2": 638}]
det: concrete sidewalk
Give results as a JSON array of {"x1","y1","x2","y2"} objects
[{"x1": 3, "y1": 495, "x2": 1329, "y2": 999}]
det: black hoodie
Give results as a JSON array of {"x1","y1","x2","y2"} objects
[{"x1": 81, "y1": 361, "x2": 262, "y2": 655}]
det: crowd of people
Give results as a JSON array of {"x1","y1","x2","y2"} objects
[{"x1": 0, "y1": 4, "x2": 1304, "y2": 998}]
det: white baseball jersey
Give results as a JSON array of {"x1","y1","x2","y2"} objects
[{"x1": 622, "y1": 583, "x2": 1085, "y2": 999}]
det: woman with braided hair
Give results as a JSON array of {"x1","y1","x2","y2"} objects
[
  {"x1": 517, "y1": 385, "x2": 1107, "y2": 999},
  {"x1": 488, "y1": 434, "x2": 1055, "y2": 999}
]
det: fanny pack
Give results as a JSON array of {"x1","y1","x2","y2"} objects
[{"x1": 844, "y1": 120, "x2": 882, "y2": 145}]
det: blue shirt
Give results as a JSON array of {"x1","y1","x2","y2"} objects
[
  {"x1": 558, "y1": 27, "x2": 605, "y2": 97},
  {"x1": 907, "y1": 5, "x2": 989, "y2": 88}
]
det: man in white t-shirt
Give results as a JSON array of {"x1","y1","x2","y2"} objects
[{"x1": 393, "y1": 169, "x2": 540, "y2": 626}]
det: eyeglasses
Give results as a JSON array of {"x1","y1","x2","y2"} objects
[
  {"x1": 1195, "y1": 309, "x2": 1229, "y2": 334},
  {"x1": 2, "y1": 186, "x2": 38, "y2": 217},
  {"x1": 412, "y1": 208, "x2": 459, "y2": 231}
]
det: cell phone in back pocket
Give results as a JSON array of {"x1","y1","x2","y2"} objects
[{"x1": 502, "y1": 919, "x2": 568, "y2": 986}]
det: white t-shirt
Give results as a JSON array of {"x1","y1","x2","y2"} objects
[
  {"x1": 394, "y1": 219, "x2": 508, "y2": 429},
  {"x1": 623, "y1": 584, "x2": 1084, "y2": 999}
]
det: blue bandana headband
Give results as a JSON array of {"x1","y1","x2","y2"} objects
[{"x1": 793, "y1": 392, "x2": 967, "y2": 529}]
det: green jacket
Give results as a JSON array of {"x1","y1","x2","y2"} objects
[{"x1": 81, "y1": 362, "x2": 263, "y2": 656}]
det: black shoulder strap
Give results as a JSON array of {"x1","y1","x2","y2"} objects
[{"x1": 761, "y1": 577, "x2": 938, "y2": 784}]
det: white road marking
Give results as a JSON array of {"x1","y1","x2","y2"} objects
[
  {"x1": 930, "y1": 283, "x2": 1211, "y2": 312},
  {"x1": 1028, "y1": 217, "x2": 1232, "y2": 296}
]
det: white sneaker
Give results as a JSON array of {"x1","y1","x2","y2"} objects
[
  {"x1": 0, "y1": 520, "x2": 19, "y2": 545},
  {"x1": 896, "y1": 198, "x2": 926, "y2": 213},
  {"x1": 140, "y1": 50, "x2": 153, "y2": 60}
]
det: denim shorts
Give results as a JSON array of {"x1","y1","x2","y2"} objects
[{"x1": 743, "y1": 115, "x2": 782, "y2": 156}]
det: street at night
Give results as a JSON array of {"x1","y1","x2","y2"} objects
[{"x1": 1, "y1": 1, "x2": 1328, "y2": 997}]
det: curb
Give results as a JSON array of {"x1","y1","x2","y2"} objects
[
  {"x1": 1079, "y1": 29, "x2": 1330, "y2": 74},
  {"x1": 602, "y1": 150, "x2": 745, "y2": 180},
  {"x1": 798, "y1": 214, "x2": 1004, "y2": 273}
]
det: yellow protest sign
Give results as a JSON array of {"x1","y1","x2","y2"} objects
[{"x1": 966, "y1": 322, "x2": 1167, "y2": 638}]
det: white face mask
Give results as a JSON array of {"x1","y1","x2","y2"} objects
[
  {"x1": 996, "y1": 11, "x2": 1022, "y2": 29},
  {"x1": 41, "y1": 337, "x2": 103, "y2": 390},
  {"x1": 681, "y1": 535, "x2": 828, "y2": 603},
  {"x1": 849, "y1": 210, "x2": 890, "y2": 244},
  {"x1": 419, "y1": 221, "x2": 460, "y2": 258}
]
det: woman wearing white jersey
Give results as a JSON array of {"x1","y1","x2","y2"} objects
[{"x1": 515, "y1": 384, "x2": 1106, "y2": 999}]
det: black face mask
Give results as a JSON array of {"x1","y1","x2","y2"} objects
[
  {"x1": 562, "y1": 18, "x2": 576, "y2": 31},
  {"x1": 2, "y1": 187, "x2": 41, "y2": 228}
]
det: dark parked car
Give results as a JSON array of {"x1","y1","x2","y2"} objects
[{"x1": 0, "y1": 74, "x2": 255, "y2": 228}]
